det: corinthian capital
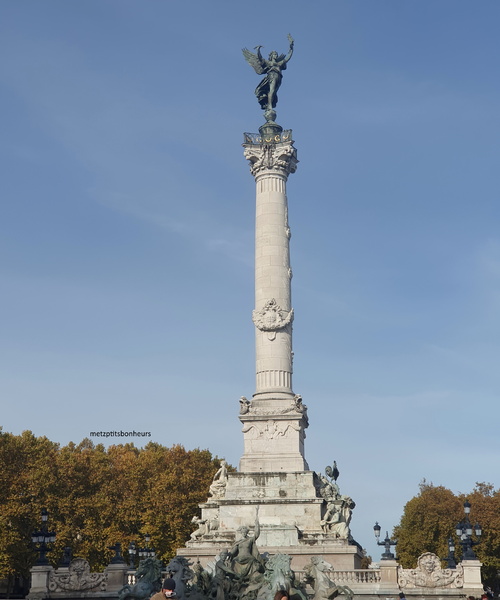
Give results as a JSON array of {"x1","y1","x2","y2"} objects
[{"x1": 243, "y1": 141, "x2": 298, "y2": 178}]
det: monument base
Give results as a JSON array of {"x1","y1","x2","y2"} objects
[
  {"x1": 180, "y1": 539, "x2": 362, "y2": 571},
  {"x1": 177, "y1": 471, "x2": 362, "y2": 571}
]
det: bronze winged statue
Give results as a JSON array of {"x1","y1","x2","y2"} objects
[
  {"x1": 242, "y1": 34, "x2": 294, "y2": 118},
  {"x1": 325, "y1": 461, "x2": 339, "y2": 482}
]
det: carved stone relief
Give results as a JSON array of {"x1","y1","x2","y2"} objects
[
  {"x1": 241, "y1": 423, "x2": 260, "y2": 438},
  {"x1": 48, "y1": 558, "x2": 107, "y2": 592},
  {"x1": 264, "y1": 420, "x2": 298, "y2": 439},
  {"x1": 252, "y1": 299, "x2": 293, "y2": 341},
  {"x1": 242, "y1": 420, "x2": 300, "y2": 439},
  {"x1": 398, "y1": 552, "x2": 464, "y2": 589}
]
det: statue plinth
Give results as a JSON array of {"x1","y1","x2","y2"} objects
[
  {"x1": 259, "y1": 110, "x2": 283, "y2": 140},
  {"x1": 258, "y1": 121, "x2": 283, "y2": 140}
]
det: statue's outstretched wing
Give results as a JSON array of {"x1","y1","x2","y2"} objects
[
  {"x1": 276, "y1": 53, "x2": 286, "y2": 63},
  {"x1": 242, "y1": 47, "x2": 266, "y2": 75}
]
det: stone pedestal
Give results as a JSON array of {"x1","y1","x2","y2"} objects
[
  {"x1": 27, "y1": 565, "x2": 53, "y2": 599},
  {"x1": 461, "y1": 559, "x2": 483, "y2": 592},
  {"x1": 180, "y1": 470, "x2": 362, "y2": 571},
  {"x1": 379, "y1": 560, "x2": 398, "y2": 584},
  {"x1": 239, "y1": 400, "x2": 309, "y2": 473},
  {"x1": 103, "y1": 562, "x2": 128, "y2": 592}
]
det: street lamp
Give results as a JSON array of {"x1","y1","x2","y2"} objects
[
  {"x1": 442, "y1": 536, "x2": 456, "y2": 569},
  {"x1": 31, "y1": 509, "x2": 57, "y2": 565},
  {"x1": 128, "y1": 542, "x2": 137, "y2": 569},
  {"x1": 455, "y1": 499, "x2": 482, "y2": 560},
  {"x1": 138, "y1": 534, "x2": 155, "y2": 559},
  {"x1": 373, "y1": 522, "x2": 396, "y2": 560}
]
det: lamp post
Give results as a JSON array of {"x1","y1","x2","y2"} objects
[
  {"x1": 128, "y1": 542, "x2": 137, "y2": 569},
  {"x1": 31, "y1": 509, "x2": 57, "y2": 565},
  {"x1": 374, "y1": 522, "x2": 396, "y2": 560},
  {"x1": 442, "y1": 536, "x2": 456, "y2": 569},
  {"x1": 138, "y1": 534, "x2": 155, "y2": 559},
  {"x1": 455, "y1": 500, "x2": 482, "y2": 560}
]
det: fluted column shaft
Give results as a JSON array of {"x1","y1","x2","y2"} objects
[
  {"x1": 239, "y1": 136, "x2": 307, "y2": 473},
  {"x1": 253, "y1": 169, "x2": 293, "y2": 397},
  {"x1": 243, "y1": 139, "x2": 298, "y2": 399}
]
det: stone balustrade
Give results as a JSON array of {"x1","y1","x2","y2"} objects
[
  {"x1": 334, "y1": 569, "x2": 382, "y2": 584},
  {"x1": 294, "y1": 569, "x2": 381, "y2": 586},
  {"x1": 125, "y1": 571, "x2": 169, "y2": 586}
]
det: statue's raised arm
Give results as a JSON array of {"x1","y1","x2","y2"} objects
[
  {"x1": 242, "y1": 35, "x2": 294, "y2": 119},
  {"x1": 283, "y1": 33, "x2": 294, "y2": 65}
]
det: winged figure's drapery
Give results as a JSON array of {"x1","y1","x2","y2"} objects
[
  {"x1": 254, "y1": 61, "x2": 286, "y2": 110},
  {"x1": 242, "y1": 35, "x2": 294, "y2": 116}
]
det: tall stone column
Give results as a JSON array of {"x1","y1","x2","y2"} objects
[
  {"x1": 177, "y1": 44, "x2": 362, "y2": 570},
  {"x1": 239, "y1": 131, "x2": 308, "y2": 472}
]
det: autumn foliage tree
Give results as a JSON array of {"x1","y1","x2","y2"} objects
[
  {"x1": 0, "y1": 430, "x2": 59, "y2": 588},
  {"x1": 0, "y1": 428, "x2": 225, "y2": 587},
  {"x1": 466, "y1": 483, "x2": 500, "y2": 588},
  {"x1": 394, "y1": 480, "x2": 500, "y2": 590},
  {"x1": 393, "y1": 480, "x2": 462, "y2": 568}
]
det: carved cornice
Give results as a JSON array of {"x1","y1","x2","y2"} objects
[
  {"x1": 245, "y1": 406, "x2": 304, "y2": 417},
  {"x1": 243, "y1": 141, "x2": 298, "y2": 178},
  {"x1": 240, "y1": 395, "x2": 307, "y2": 418}
]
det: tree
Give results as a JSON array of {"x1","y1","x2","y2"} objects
[
  {"x1": 394, "y1": 480, "x2": 500, "y2": 591},
  {"x1": 466, "y1": 483, "x2": 500, "y2": 589},
  {"x1": 0, "y1": 430, "x2": 224, "y2": 582},
  {"x1": 393, "y1": 480, "x2": 462, "y2": 568},
  {"x1": 50, "y1": 439, "x2": 120, "y2": 570},
  {"x1": 0, "y1": 429, "x2": 59, "y2": 592},
  {"x1": 125, "y1": 442, "x2": 221, "y2": 562}
]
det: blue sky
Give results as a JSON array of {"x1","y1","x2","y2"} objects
[{"x1": 1, "y1": 1, "x2": 499, "y2": 561}]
